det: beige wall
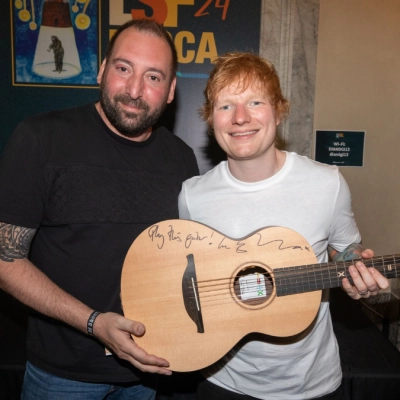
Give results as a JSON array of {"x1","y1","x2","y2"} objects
[{"x1": 314, "y1": 0, "x2": 400, "y2": 270}]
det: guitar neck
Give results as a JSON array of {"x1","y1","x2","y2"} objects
[{"x1": 274, "y1": 254, "x2": 400, "y2": 296}]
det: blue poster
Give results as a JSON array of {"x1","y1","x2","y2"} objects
[{"x1": 12, "y1": 0, "x2": 100, "y2": 87}]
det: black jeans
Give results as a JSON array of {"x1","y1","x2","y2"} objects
[{"x1": 196, "y1": 379, "x2": 344, "y2": 400}]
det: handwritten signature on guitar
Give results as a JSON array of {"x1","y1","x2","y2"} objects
[{"x1": 147, "y1": 223, "x2": 311, "y2": 254}]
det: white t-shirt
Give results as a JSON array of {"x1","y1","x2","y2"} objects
[{"x1": 178, "y1": 152, "x2": 361, "y2": 400}]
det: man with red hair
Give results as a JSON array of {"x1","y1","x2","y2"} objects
[{"x1": 179, "y1": 52, "x2": 388, "y2": 400}]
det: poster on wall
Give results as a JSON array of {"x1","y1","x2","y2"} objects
[
  {"x1": 11, "y1": 0, "x2": 101, "y2": 88},
  {"x1": 314, "y1": 130, "x2": 365, "y2": 167},
  {"x1": 108, "y1": 0, "x2": 261, "y2": 174}
]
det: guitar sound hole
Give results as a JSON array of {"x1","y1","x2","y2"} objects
[{"x1": 233, "y1": 265, "x2": 274, "y2": 307}]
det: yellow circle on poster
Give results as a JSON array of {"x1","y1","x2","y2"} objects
[
  {"x1": 75, "y1": 13, "x2": 90, "y2": 30},
  {"x1": 19, "y1": 9, "x2": 31, "y2": 22}
]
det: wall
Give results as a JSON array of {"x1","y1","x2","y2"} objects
[
  {"x1": 261, "y1": 0, "x2": 320, "y2": 154},
  {"x1": 314, "y1": 0, "x2": 400, "y2": 295},
  {"x1": 260, "y1": 0, "x2": 400, "y2": 298}
]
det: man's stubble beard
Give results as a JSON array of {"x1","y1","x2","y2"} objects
[{"x1": 99, "y1": 82, "x2": 168, "y2": 138}]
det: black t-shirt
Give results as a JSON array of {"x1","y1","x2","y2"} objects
[{"x1": 0, "y1": 104, "x2": 199, "y2": 382}]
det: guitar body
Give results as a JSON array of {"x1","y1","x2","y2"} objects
[{"x1": 121, "y1": 219, "x2": 322, "y2": 372}]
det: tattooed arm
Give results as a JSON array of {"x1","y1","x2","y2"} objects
[
  {"x1": 0, "y1": 224, "x2": 36, "y2": 262},
  {"x1": 328, "y1": 243, "x2": 389, "y2": 299},
  {"x1": 0, "y1": 222, "x2": 95, "y2": 331},
  {"x1": 0, "y1": 222, "x2": 172, "y2": 374}
]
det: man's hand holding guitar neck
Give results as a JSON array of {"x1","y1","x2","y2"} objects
[{"x1": 328, "y1": 243, "x2": 389, "y2": 300}]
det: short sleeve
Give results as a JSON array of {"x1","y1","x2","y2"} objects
[
  {"x1": 178, "y1": 183, "x2": 192, "y2": 220},
  {"x1": 0, "y1": 121, "x2": 45, "y2": 228},
  {"x1": 327, "y1": 172, "x2": 361, "y2": 251},
  {"x1": 183, "y1": 148, "x2": 199, "y2": 180}
]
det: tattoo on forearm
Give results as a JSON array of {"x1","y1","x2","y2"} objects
[
  {"x1": 330, "y1": 243, "x2": 364, "y2": 262},
  {"x1": 0, "y1": 223, "x2": 36, "y2": 262}
]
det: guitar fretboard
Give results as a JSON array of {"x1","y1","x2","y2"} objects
[{"x1": 274, "y1": 254, "x2": 400, "y2": 296}]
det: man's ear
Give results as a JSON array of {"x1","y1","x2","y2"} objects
[
  {"x1": 97, "y1": 59, "x2": 107, "y2": 85},
  {"x1": 167, "y1": 77, "x2": 177, "y2": 104}
]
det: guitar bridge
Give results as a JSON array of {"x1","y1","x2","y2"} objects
[{"x1": 182, "y1": 254, "x2": 204, "y2": 333}]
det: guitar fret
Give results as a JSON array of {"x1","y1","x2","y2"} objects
[
  {"x1": 321, "y1": 263, "x2": 330, "y2": 290},
  {"x1": 298, "y1": 265, "x2": 312, "y2": 294},
  {"x1": 331, "y1": 262, "x2": 341, "y2": 288},
  {"x1": 381, "y1": 255, "x2": 399, "y2": 279},
  {"x1": 296, "y1": 265, "x2": 313, "y2": 293},
  {"x1": 394, "y1": 255, "x2": 398, "y2": 276},
  {"x1": 308, "y1": 264, "x2": 318, "y2": 292}
]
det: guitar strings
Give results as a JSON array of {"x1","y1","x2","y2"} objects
[
  {"x1": 191, "y1": 255, "x2": 400, "y2": 291},
  {"x1": 193, "y1": 255, "x2": 400, "y2": 289},
  {"x1": 185, "y1": 255, "x2": 400, "y2": 307}
]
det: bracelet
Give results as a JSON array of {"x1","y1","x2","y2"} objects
[{"x1": 87, "y1": 311, "x2": 101, "y2": 336}]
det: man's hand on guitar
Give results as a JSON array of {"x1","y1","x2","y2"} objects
[
  {"x1": 329, "y1": 245, "x2": 390, "y2": 300},
  {"x1": 90, "y1": 312, "x2": 172, "y2": 375}
]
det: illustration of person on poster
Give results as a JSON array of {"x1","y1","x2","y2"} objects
[{"x1": 47, "y1": 35, "x2": 64, "y2": 73}]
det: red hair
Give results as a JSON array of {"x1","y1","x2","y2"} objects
[{"x1": 200, "y1": 52, "x2": 289, "y2": 129}]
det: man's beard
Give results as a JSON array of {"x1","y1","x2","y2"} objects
[{"x1": 99, "y1": 84, "x2": 168, "y2": 138}]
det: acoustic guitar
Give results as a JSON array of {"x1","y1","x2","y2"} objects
[{"x1": 120, "y1": 219, "x2": 399, "y2": 372}]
